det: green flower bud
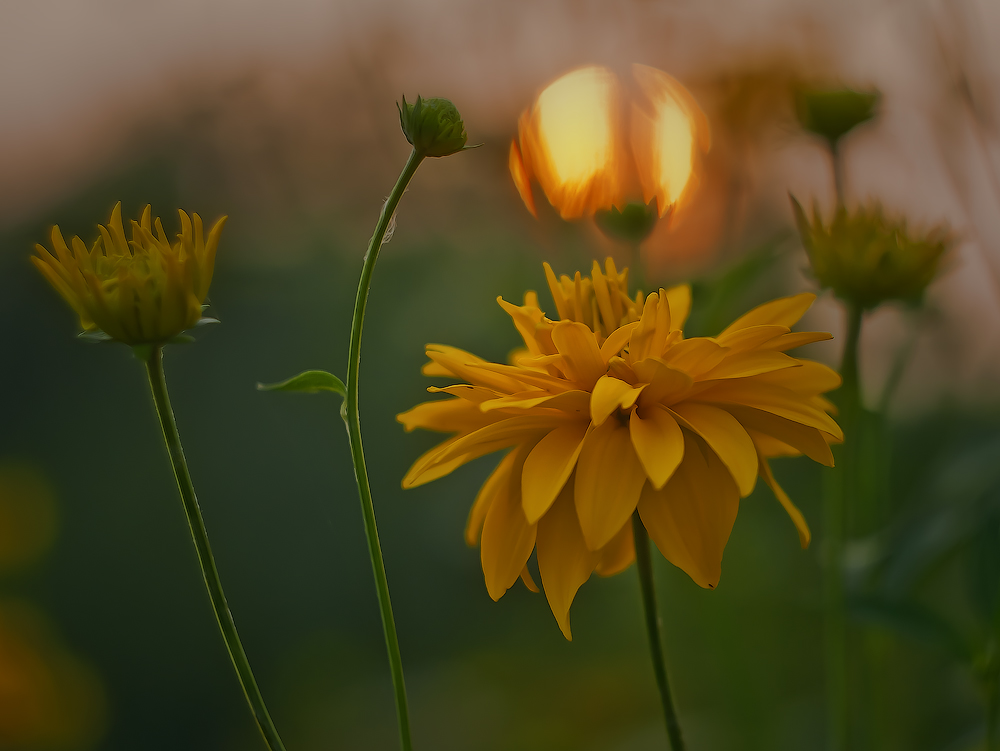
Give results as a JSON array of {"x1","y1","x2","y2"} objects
[
  {"x1": 594, "y1": 200, "x2": 659, "y2": 246},
  {"x1": 397, "y1": 95, "x2": 469, "y2": 157},
  {"x1": 795, "y1": 86, "x2": 880, "y2": 146},
  {"x1": 791, "y1": 195, "x2": 951, "y2": 310}
]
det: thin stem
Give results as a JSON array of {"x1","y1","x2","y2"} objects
[
  {"x1": 632, "y1": 513, "x2": 686, "y2": 751},
  {"x1": 823, "y1": 302, "x2": 863, "y2": 751},
  {"x1": 144, "y1": 346, "x2": 286, "y2": 751},
  {"x1": 987, "y1": 665, "x2": 999, "y2": 751},
  {"x1": 830, "y1": 139, "x2": 846, "y2": 207},
  {"x1": 343, "y1": 147, "x2": 424, "y2": 751},
  {"x1": 628, "y1": 240, "x2": 646, "y2": 293}
]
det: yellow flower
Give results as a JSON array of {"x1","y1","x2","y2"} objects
[
  {"x1": 399, "y1": 260, "x2": 841, "y2": 639},
  {"x1": 509, "y1": 64, "x2": 711, "y2": 222},
  {"x1": 32, "y1": 202, "x2": 226, "y2": 345}
]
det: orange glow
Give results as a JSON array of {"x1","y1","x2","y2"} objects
[{"x1": 511, "y1": 64, "x2": 709, "y2": 222}]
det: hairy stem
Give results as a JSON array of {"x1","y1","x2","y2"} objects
[
  {"x1": 343, "y1": 147, "x2": 424, "y2": 751},
  {"x1": 145, "y1": 346, "x2": 286, "y2": 751},
  {"x1": 633, "y1": 513, "x2": 686, "y2": 750}
]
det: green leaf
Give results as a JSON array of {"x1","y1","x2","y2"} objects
[{"x1": 257, "y1": 370, "x2": 346, "y2": 396}]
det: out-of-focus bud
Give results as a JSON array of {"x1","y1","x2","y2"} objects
[
  {"x1": 791, "y1": 195, "x2": 951, "y2": 309},
  {"x1": 795, "y1": 86, "x2": 880, "y2": 146},
  {"x1": 397, "y1": 95, "x2": 470, "y2": 157}
]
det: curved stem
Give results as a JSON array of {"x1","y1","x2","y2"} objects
[
  {"x1": 344, "y1": 147, "x2": 424, "y2": 751},
  {"x1": 144, "y1": 346, "x2": 286, "y2": 751},
  {"x1": 632, "y1": 513, "x2": 686, "y2": 751}
]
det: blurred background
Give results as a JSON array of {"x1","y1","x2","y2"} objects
[{"x1": 2, "y1": 0, "x2": 1000, "y2": 749}]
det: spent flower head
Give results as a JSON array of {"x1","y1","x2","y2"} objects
[
  {"x1": 399, "y1": 259, "x2": 840, "y2": 638},
  {"x1": 32, "y1": 202, "x2": 226, "y2": 345},
  {"x1": 397, "y1": 95, "x2": 470, "y2": 157},
  {"x1": 791, "y1": 196, "x2": 951, "y2": 309}
]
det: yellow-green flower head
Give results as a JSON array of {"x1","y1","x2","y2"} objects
[
  {"x1": 397, "y1": 95, "x2": 469, "y2": 157},
  {"x1": 399, "y1": 259, "x2": 841, "y2": 639},
  {"x1": 791, "y1": 197, "x2": 951, "y2": 309},
  {"x1": 32, "y1": 202, "x2": 226, "y2": 345},
  {"x1": 795, "y1": 86, "x2": 879, "y2": 145}
]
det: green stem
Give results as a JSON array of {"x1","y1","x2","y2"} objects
[
  {"x1": 823, "y1": 302, "x2": 863, "y2": 751},
  {"x1": 343, "y1": 147, "x2": 424, "y2": 751},
  {"x1": 987, "y1": 666, "x2": 999, "y2": 751},
  {"x1": 144, "y1": 346, "x2": 286, "y2": 751},
  {"x1": 632, "y1": 513, "x2": 686, "y2": 751},
  {"x1": 830, "y1": 139, "x2": 846, "y2": 207}
]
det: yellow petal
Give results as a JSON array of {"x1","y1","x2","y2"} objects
[
  {"x1": 509, "y1": 140, "x2": 537, "y2": 217},
  {"x1": 698, "y1": 380, "x2": 843, "y2": 440},
  {"x1": 630, "y1": 405, "x2": 685, "y2": 489},
  {"x1": 715, "y1": 324, "x2": 789, "y2": 351},
  {"x1": 520, "y1": 566, "x2": 540, "y2": 592},
  {"x1": 498, "y1": 296, "x2": 550, "y2": 355},
  {"x1": 633, "y1": 358, "x2": 692, "y2": 406},
  {"x1": 481, "y1": 445, "x2": 537, "y2": 601},
  {"x1": 466, "y1": 450, "x2": 518, "y2": 546},
  {"x1": 595, "y1": 519, "x2": 636, "y2": 576},
  {"x1": 427, "y1": 384, "x2": 499, "y2": 403},
  {"x1": 401, "y1": 415, "x2": 559, "y2": 488},
  {"x1": 522, "y1": 422, "x2": 589, "y2": 523},
  {"x1": 425, "y1": 344, "x2": 525, "y2": 392},
  {"x1": 397, "y1": 398, "x2": 499, "y2": 433},
  {"x1": 670, "y1": 402, "x2": 758, "y2": 496},
  {"x1": 551, "y1": 320, "x2": 606, "y2": 388},
  {"x1": 591, "y1": 375, "x2": 644, "y2": 426},
  {"x1": 480, "y1": 390, "x2": 590, "y2": 416},
  {"x1": 630, "y1": 65, "x2": 709, "y2": 217},
  {"x1": 528, "y1": 65, "x2": 624, "y2": 220},
  {"x1": 536, "y1": 483, "x2": 600, "y2": 640},
  {"x1": 664, "y1": 284, "x2": 692, "y2": 332},
  {"x1": 544, "y1": 262, "x2": 571, "y2": 321},
  {"x1": 702, "y1": 351, "x2": 799, "y2": 380},
  {"x1": 599, "y1": 322, "x2": 639, "y2": 363},
  {"x1": 638, "y1": 434, "x2": 739, "y2": 588},
  {"x1": 753, "y1": 359, "x2": 842, "y2": 395},
  {"x1": 660, "y1": 337, "x2": 727, "y2": 378},
  {"x1": 758, "y1": 453, "x2": 811, "y2": 548},
  {"x1": 727, "y1": 405, "x2": 834, "y2": 466},
  {"x1": 759, "y1": 331, "x2": 833, "y2": 352},
  {"x1": 719, "y1": 293, "x2": 817, "y2": 336},
  {"x1": 574, "y1": 418, "x2": 647, "y2": 550}
]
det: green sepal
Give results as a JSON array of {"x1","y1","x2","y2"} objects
[
  {"x1": 257, "y1": 370, "x2": 347, "y2": 396},
  {"x1": 196, "y1": 316, "x2": 220, "y2": 327},
  {"x1": 595, "y1": 200, "x2": 660, "y2": 246},
  {"x1": 795, "y1": 86, "x2": 880, "y2": 146}
]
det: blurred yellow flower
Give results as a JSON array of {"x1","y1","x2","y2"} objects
[
  {"x1": 399, "y1": 261, "x2": 841, "y2": 638},
  {"x1": 32, "y1": 202, "x2": 226, "y2": 345},
  {"x1": 792, "y1": 197, "x2": 951, "y2": 310},
  {"x1": 509, "y1": 64, "x2": 711, "y2": 222}
]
